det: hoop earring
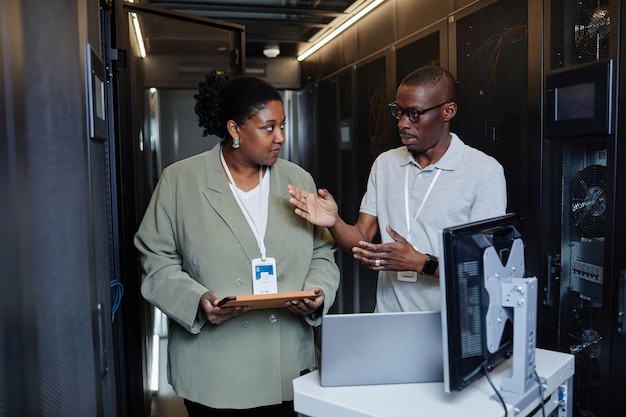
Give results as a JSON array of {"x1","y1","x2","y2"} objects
[{"x1": 232, "y1": 138, "x2": 240, "y2": 149}]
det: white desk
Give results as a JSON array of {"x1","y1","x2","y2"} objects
[{"x1": 293, "y1": 348, "x2": 574, "y2": 417}]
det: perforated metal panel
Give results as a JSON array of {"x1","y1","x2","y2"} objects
[
  {"x1": 454, "y1": 0, "x2": 529, "y2": 222},
  {"x1": 0, "y1": 305, "x2": 6, "y2": 417},
  {"x1": 1, "y1": 7, "x2": 9, "y2": 413},
  {"x1": 551, "y1": 136, "x2": 608, "y2": 417},
  {"x1": 396, "y1": 32, "x2": 440, "y2": 84},
  {"x1": 20, "y1": 0, "x2": 101, "y2": 415},
  {"x1": 550, "y1": 0, "x2": 611, "y2": 70}
]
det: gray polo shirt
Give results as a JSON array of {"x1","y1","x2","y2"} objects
[{"x1": 360, "y1": 133, "x2": 507, "y2": 312}]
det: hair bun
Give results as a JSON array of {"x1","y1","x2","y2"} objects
[{"x1": 194, "y1": 71, "x2": 229, "y2": 138}]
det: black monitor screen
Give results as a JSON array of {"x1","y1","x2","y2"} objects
[{"x1": 440, "y1": 213, "x2": 524, "y2": 392}]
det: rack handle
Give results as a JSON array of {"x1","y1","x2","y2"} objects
[
  {"x1": 543, "y1": 254, "x2": 560, "y2": 307},
  {"x1": 618, "y1": 271, "x2": 626, "y2": 335}
]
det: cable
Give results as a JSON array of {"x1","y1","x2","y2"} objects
[
  {"x1": 483, "y1": 365, "x2": 508, "y2": 417},
  {"x1": 533, "y1": 367, "x2": 547, "y2": 417},
  {"x1": 110, "y1": 279, "x2": 124, "y2": 321},
  {"x1": 480, "y1": 365, "x2": 546, "y2": 417}
]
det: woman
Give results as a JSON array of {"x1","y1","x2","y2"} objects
[{"x1": 134, "y1": 71, "x2": 340, "y2": 416}]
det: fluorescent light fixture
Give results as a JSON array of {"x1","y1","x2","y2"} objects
[
  {"x1": 126, "y1": 0, "x2": 146, "y2": 58},
  {"x1": 297, "y1": 0, "x2": 385, "y2": 62},
  {"x1": 130, "y1": 12, "x2": 147, "y2": 58},
  {"x1": 150, "y1": 333, "x2": 160, "y2": 392}
]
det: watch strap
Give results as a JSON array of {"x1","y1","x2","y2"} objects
[{"x1": 421, "y1": 253, "x2": 438, "y2": 276}]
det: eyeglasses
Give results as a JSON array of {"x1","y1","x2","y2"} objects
[{"x1": 388, "y1": 101, "x2": 451, "y2": 123}]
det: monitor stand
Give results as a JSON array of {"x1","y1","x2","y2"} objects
[{"x1": 484, "y1": 239, "x2": 543, "y2": 413}]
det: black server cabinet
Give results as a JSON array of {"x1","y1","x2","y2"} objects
[
  {"x1": 541, "y1": 1, "x2": 626, "y2": 417},
  {"x1": 452, "y1": 0, "x2": 530, "y2": 225}
]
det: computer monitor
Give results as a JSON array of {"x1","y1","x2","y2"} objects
[{"x1": 440, "y1": 213, "x2": 539, "y2": 408}]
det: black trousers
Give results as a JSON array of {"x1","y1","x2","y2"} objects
[{"x1": 184, "y1": 399, "x2": 297, "y2": 417}]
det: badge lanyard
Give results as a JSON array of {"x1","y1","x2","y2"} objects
[
  {"x1": 399, "y1": 165, "x2": 441, "y2": 282},
  {"x1": 221, "y1": 147, "x2": 278, "y2": 294},
  {"x1": 220, "y1": 147, "x2": 269, "y2": 261},
  {"x1": 404, "y1": 166, "x2": 441, "y2": 245}
]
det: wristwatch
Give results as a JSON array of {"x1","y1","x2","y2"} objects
[{"x1": 421, "y1": 254, "x2": 438, "y2": 276}]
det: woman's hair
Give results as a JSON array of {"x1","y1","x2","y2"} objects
[
  {"x1": 401, "y1": 65, "x2": 457, "y2": 102},
  {"x1": 194, "y1": 71, "x2": 282, "y2": 139}
]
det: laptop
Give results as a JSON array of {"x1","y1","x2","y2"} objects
[{"x1": 318, "y1": 311, "x2": 444, "y2": 387}]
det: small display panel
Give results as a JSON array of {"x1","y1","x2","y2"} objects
[
  {"x1": 545, "y1": 59, "x2": 613, "y2": 137},
  {"x1": 555, "y1": 82, "x2": 595, "y2": 121}
]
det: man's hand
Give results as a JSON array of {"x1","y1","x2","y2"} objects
[
  {"x1": 287, "y1": 185, "x2": 338, "y2": 228},
  {"x1": 352, "y1": 224, "x2": 422, "y2": 271}
]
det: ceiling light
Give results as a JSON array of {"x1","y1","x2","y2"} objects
[
  {"x1": 263, "y1": 45, "x2": 281, "y2": 58},
  {"x1": 297, "y1": 0, "x2": 385, "y2": 62},
  {"x1": 130, "y1": 12, "x2": 146, "y2": 58}
]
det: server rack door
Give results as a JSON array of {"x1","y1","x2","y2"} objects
[
  {"x1": 451, "y1": 0, "x2": 530, "y2": 223},
  {"x1": 115, "y1": 4, "x2": 245, "y2": 415},
  {"x1": 604, "y1": 1, "x2": 626, "y2": 412},
  {"x1": 541, "y1": 2, "x2": 626, "y2": 416},
  {"x1": 542, "y1": 133, "x2": 609, "y2": 417}
]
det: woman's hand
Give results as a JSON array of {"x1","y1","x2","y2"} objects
[
  {"x1": 285, "y1": 288, "x2": 324, "y2": 316},
  {"x1": 200, "y1": 291, "x2": 249, "y2": 325}
]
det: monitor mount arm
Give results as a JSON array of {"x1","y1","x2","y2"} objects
[{"x1": 484, "y1": 238, "x2": 541, "y2": 413}]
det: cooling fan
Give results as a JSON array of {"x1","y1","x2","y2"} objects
[
  {"x1": 569, "y1": 307, "x2": 602, "y2": 359},
  {"x1": 571, "y1": 164, "x2": 607, "y2": 238},
  {"x1": 569, "y1": 307, "x2": 602, "y2": 417},
  {"x1": 574, "y1": 0, "x2": 610, "y2": 61}
]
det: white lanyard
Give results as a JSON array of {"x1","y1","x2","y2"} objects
[
  {"x1": 220, "y1": 147, "x2": 269, "y2": 260},
  {"x1": 404, "y1": 166, "x2": 441, "y2": 243}
]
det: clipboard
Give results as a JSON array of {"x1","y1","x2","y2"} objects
[{"x1": 217, "y1": 290, "x2": 318, "y2": 310}]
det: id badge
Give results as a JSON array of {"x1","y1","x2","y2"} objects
[
  {"x1": 397, "y1": 271, "x2": 418, "y2": 282},
  {"x1": 251, "y1": 257, "x2": 278, "y2": 294}
]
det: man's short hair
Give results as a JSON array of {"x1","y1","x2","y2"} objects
[{"x1": 401, "y1": 65, "x2": 457, "y2": 102}]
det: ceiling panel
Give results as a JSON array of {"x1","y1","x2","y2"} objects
[{"x1": 147, "y1": 0, "x2": 361, "y2": 58}]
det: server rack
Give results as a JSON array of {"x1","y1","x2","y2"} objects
[{"x1": 541, "y1": 1, "x2": 626, "y2": 416}]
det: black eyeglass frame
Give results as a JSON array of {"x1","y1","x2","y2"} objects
[{"x1": 388, "y1": 101, "x2": 452, "y2": 123}]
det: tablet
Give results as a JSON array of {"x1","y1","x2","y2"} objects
[{"x1": 217, "y1": 290, "x2": 318, "y2": 310}]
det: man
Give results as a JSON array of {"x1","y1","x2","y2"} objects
[{"x1": 288, "y1": 65, "x2": 506, "y2": 312}]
